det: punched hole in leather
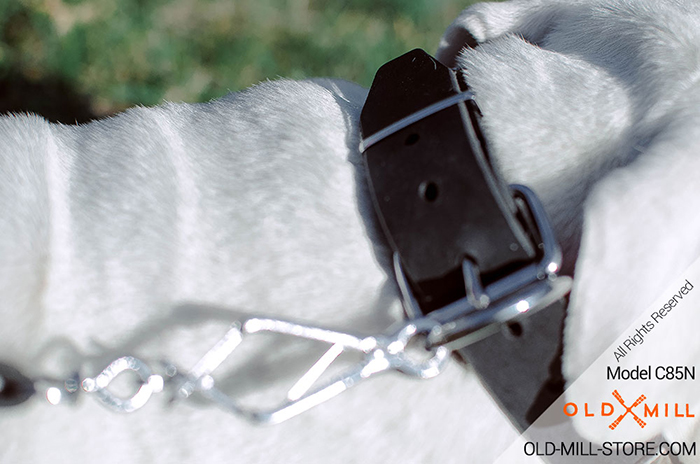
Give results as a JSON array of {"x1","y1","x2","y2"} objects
[{"x1": 360, "y1": 49, "x2": 568, "y2": 431}]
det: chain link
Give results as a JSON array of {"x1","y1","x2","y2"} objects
[{"x1": 27, "y1": 317, "x2": 448, "y2": 424}]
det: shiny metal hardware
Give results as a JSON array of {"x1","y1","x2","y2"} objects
[
  {"x1": 41, "y1": 372, "x2": 81, "y2": 406},
  {"x1": 32, "y1": 317, "x2": 448, "y2": 424},
  {"x1": 394, "y1": 184, "x2": 572, "y2": 351},
  {"x1": 81, "y1": 356, "x2": 164, "y2": 413},
  {"x1": 462, "y1": 259, "x2": 490, "y2": 310},
  {"x1": 184, "y1": 318, "x2": 450, "y2": 424}
]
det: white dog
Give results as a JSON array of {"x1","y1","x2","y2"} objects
[{"x1": 2, "y1": 0, "x2": 700, "y2": 463}]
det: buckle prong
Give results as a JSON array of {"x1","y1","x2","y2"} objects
[
  {"x1": 393, "y1": 253, "x2": 422, "y2": 320},
  {"x1": 462, "y1": 259, "x2": 490, "y2": 310}
]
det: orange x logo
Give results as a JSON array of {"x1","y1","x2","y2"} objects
[{"x1": 609, "y1": 390, "x2": 646, "y2": 430}]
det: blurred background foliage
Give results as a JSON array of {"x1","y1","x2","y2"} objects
[{"x1": 0, "y1": 0, "x2": 483, "y2": 123}]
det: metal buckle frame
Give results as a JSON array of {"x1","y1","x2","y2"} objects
[{"x1": 394, "y1": 184, "x2": 572, "y2": 351}]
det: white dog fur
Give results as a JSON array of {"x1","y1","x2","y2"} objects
[{"x1": 2, "y1": 0, "x2": 700, "y2": 462}]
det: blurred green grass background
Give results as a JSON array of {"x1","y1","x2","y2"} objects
[{"x1": 0, "y1": 0, "x2": 483, "y2": 122}]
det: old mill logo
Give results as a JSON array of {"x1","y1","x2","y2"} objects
[
  {"x1": 564, "y1": 390, "x2": 694, "y2": 430},
  {"x1": 609, "y1": 390, "x2": 646, "y2": 430}
]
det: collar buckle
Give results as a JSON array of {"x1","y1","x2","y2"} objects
[{"x1": 394, "y1": 184, "x2": 572, "y2": 351}]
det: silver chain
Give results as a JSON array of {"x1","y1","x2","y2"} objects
[{"x1": 37, "y1": 316, "x2": 450, "y2": 425}]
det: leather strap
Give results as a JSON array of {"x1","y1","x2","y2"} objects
[
  {"x1": 361, "y1": 49, "x2": 538, "y2": 312},
  {"x1": 360, "y1": 49, "x2": 567, "y2": 430}
]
